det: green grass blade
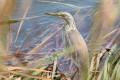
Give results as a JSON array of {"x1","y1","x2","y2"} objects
[{"x1": 111, "y1": 61, "x2": 120, "y2": 80}]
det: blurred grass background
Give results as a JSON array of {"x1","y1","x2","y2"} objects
[{"x1": 0, "y1": 0, "x2": 120, "y2": 80}]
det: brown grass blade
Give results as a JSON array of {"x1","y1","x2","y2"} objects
[
  {"x1": 15, "y1": 0, "x2": 33, "y2": 42},
  {"x1": 28, "y1": 28, "x2": 62, "y2": 54},
  {"x1": 0, "y1": 0, "x2": 16, "y2": 57},
  {"x1": 38, "y1": 0, "x2": 92, "y2": 9},
  {"x1": 7, "y1": 66, "x2": 51, "y2": 73},
  {"x1": 88, "y1": 0, "x2": 119, "y2": 54}
]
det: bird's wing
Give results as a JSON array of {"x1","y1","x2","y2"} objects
[{"x1": 68, "y1": 29, "x2": 89, "y2": 69}]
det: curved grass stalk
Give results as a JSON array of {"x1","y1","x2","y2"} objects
[{"x1": 39, "y1": 0, "x2": 93, "y2": 9}]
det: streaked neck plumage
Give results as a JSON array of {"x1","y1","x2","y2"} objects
[{"x1": 63, "y1": 17, "x2": 77, "y2": 32}]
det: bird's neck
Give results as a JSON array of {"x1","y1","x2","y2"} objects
[{"x1": 63, "y1": 21, "x2": 77, "y2": 32}]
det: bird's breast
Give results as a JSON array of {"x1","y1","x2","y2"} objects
[{"x1": 64, "y1": 29, "x2": 89, "y2": 59}]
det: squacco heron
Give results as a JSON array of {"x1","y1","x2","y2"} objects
[{"x1": 46, "y1": 12, "x2": 89, "y2": 80}]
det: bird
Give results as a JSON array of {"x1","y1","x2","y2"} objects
[{"x1": 46, "y1": 12, "x2": 89, "y2": 80}]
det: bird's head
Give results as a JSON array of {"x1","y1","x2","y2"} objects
[{"x1": 45, "y1": 12, "x2": 74, "y2": 24}]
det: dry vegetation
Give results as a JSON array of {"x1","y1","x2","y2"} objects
[{"x1": 0, "y1": 0, "x2": 120, "y2": 80}]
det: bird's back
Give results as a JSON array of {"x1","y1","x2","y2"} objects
[
  {"x1": 68, "y1": 29, "x2": 89, "y2": 68},
  {"x1": 63, "y1": 28, "x2": 89, "y2": 79}
]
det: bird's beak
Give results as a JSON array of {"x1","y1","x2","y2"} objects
[{"x1": 45, "y1": 13, "x2": 59, "y2": 17}]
